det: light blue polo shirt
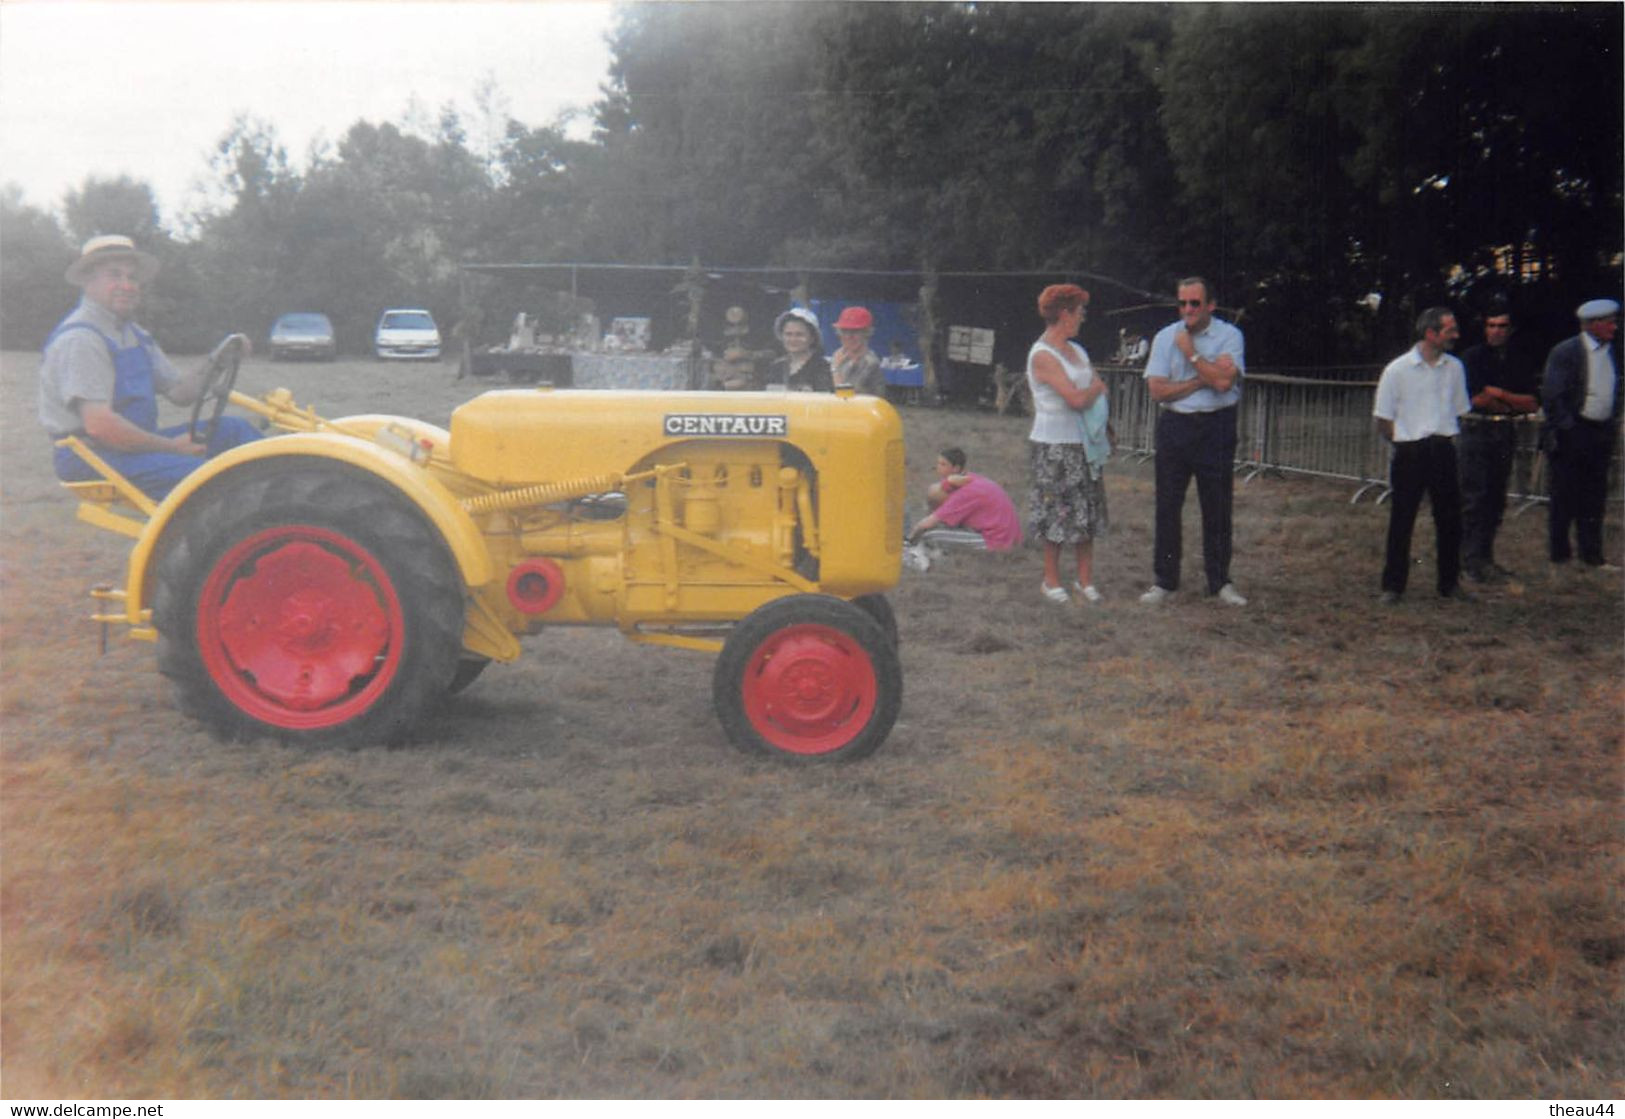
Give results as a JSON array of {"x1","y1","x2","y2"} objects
[{"x1": 1144, "y1": 316, "x2": 1245, "y2": 414}]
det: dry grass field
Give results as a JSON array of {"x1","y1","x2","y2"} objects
[{"x1": 2, "y1": 350, "x2": 1620, "y2": 1099}]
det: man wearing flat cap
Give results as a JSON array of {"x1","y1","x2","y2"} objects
[
  {"x1": 1540, "y1": 298, "x2": 1622, "y2": 573},
  {"x1": 39, "y1": 234, "x2": 261, "y2": 499}
]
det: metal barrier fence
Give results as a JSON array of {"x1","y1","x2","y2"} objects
[{"x1": 1094, "y1": 364, "x2": 1620, "y2": 505}]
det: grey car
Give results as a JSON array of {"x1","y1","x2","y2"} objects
[{"x1": 269, "y1": 312, "x2": 337, "y2": 361}]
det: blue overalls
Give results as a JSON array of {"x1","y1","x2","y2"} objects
[{"x1": 48, "y1": 321, "x2": 260, "y2": 500}]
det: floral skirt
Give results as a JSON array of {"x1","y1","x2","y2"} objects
[{"x1": 1027, "y1": 441, "x2": 1109, "y2": 544}]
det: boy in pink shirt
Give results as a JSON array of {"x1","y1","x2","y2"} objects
[{"x1": 907, "y1": 447, "x2": 1023, "y2": 552}]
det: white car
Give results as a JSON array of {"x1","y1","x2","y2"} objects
[{"x1": 374, "y1": 308, "x2": 442, "y2": 361}]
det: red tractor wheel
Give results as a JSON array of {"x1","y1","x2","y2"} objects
[
  {"x1": 153, "y1": 464, "x2": 464, "y2": 745},
  {"x1": 713, "y1": 595, "x2": 902, "y2": 763}
]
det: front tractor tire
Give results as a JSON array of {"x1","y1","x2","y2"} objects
[
  {"x1": 153, "y1": 464, "x2": 465, "y2": 746},
  {"x1": 713, "y1": 594, "x2": 902, "y2": 764}
]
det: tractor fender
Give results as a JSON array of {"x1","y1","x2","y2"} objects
[{"x1": 125, "y1": 432, "x2": 494, "y2": 618}]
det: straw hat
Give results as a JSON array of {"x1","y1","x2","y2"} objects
[{"x1": 65, "y1": 234, "x2": 160, "y2": 286}]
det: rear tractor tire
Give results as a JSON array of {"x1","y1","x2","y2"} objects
[
  {"x1": 447, "y1": 657, "x2": 490, "y2": 695},
  {"x1": 153, "y1": 464, "x2": 466, "y2": 745},
  {"x1": 713, "y1": 594, "x2": 902, "y2": 763}
]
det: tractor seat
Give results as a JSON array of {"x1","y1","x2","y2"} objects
[
  {"x1": 59, "y1": 473, "x2": 156, "y2": 535},
  {"x1": 62, "y1": 479, "x2": 127, "y2": 506}
]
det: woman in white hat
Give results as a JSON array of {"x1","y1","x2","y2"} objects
[
  {"x1": 40, "y1": 234, "x2": 260, "y2": 499},
  {"x1": 767, "y1": 307, "x2": 833, "y2": 392}
]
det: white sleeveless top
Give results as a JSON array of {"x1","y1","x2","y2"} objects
[{"x1": 1026, "y1": 338, "x2": 1095, "y2": 444}]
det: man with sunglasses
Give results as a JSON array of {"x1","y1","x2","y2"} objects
[{"x1": 1140, "y1": 277, "x2": 1247, "y2": 607}]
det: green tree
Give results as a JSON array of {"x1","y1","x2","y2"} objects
[
  {"x1": 0, "y1": 187, "x2": 72, "y2": 349},
  {"x1": 191, "y1": 116, "x2": 303, "y2": 342},
  {"x1": 590, "y1": 2, "x2": 841, "y2": 264},
  {"x1": 1342, "y1": 5, "x2": 1623, "y2": 331},
  {"x1": 61, "y1": 175, "x2": 164, "y2": 245}
]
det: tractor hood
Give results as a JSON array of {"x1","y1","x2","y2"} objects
[{"x1": 448, "y1": 388, "x2": 901, "y2": 487}]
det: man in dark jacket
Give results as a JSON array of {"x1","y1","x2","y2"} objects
[
  {"x1": 1458, "y1": 302, "x2": 1540, "y2": 582},
  {"x1": 1540, "y1": 299, "x2": 1622, "y2": 573}
]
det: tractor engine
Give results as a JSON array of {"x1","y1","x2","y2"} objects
[{"x1": 447, "y1": 388, "x2": 905, "y2": 637}]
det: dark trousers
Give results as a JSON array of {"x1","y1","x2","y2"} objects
[
  {"x1": 1383, "y1": 435, "x2": 1462, "y2": 595},
  {"x1": 1458, "y1": 420, "x2": 1516, "y2": 572},
  {"x1": 1152, "y1": 407, "x2": 1237, "y2": 594},
  {"x1": 1547, "y1": 419, "x2": 1614, "y2": 564}
]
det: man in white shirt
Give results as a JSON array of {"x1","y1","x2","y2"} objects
[
  {"x1": 1540, "y1": 298, "x2": 1622, "y2": 573},
  {"x1": 1372, "y1": 307, "x2": 1473, "y2": 603}
]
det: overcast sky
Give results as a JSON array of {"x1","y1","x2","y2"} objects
[{"x1": 0, "y1": 1, "x2": 617, "y2": 227}]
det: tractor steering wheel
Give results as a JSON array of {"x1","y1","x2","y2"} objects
[{"x1": 189, "y1": 334, "x2": 248, "y2": 446}]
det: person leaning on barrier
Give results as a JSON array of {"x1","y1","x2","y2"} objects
[
  {"x1": 1458, "y1": 301, "x2": 1541, "y2": 583},
  {"x1": 1540, "y1": 298, "x2": 1622, "y2": 575},
  {"x1": 40, "y1": 235, "x2": 262, "y2": 501},
  {"x1": 1373, "y1": 307, "x2": 1473, "y2": 604},
  {"x1": 1140, "y1": 276, "x2": 1247, "y2": 607}
]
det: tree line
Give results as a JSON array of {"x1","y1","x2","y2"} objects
[{"x1": 3, "y1": 2, "x2": 1619, "y2": 364}]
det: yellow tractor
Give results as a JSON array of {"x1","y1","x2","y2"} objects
[{"x1": 59, "y1": 344, "x2": 906, "y2": 762}]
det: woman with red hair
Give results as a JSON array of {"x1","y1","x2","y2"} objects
[{"x1": 1026, "y1": 284, "x2": 1112, "y2": 604}]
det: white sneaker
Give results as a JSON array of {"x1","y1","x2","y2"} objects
[
  {"x1": 1041, "y1": 581, "x2": 1071, "y2": 604},
  {"x1": 1139, "y1": 585, "x2": 1172, "y2": 605},
  {"x1": 1216, "y1": 583, "x2": 1248, "y2": 607},
  {"x1": 1073, "y1": 582, "x2": 1103, "y2": 604},
  {"x1": 902, "y1": 543, "x2": 932, "y2": 572}
]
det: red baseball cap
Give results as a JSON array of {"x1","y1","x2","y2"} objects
[{"x1": 833, "y1": 306, "x2": 873, "y2": 331}]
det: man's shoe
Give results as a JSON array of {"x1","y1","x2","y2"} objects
[
  {"x1": 1463, "y1": 564, "x2": 1502, "y2": 584},
  {"x1": 1041, "y1": 581, "x2": 1071, "y2": 604},
  {"x1": 1378, "y1": 590, "x2": 1402, "y2": 606},
  {"x1": 1216, "y1": 583, "x2": 1248, "y2": 607},
  {"x1": 1588, "y1": 561, "x2": 1622, "y2": 574},
  {"x1": 1074, "y1": 582, "x2": 1103, "y2": 604},
  {"x1": 1487, "y1": 562, "x2": 1518, "y2": 581},
  {"x1": 1440, "y1": 584, "x2": 1476, "y2": 602},
  {"x1": 1139, "y1": 585, "x2": 1172, "y2": 605}
]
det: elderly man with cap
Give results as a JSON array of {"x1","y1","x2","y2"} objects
[
  {"x1": 40, "y1": 235, "x2": 261, "y2": 500},
  {"x1": 1540, "y1": 298, "x2": 1623, "y2": 574},
  {"x1": 828, "y1": 305, "x2": 885, "y2": 395}
]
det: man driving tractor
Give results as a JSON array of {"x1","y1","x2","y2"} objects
[{"x1": 40, "y1": 234, "x2": 261, "y2": 499}]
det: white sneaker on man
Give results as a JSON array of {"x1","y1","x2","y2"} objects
[
  {"x1": 1139, "y1": 585, "x2": 1172, "y2": 605},
  {"x1": 1216, "y1": 583, "x2": 1248, "y2": 607}
]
